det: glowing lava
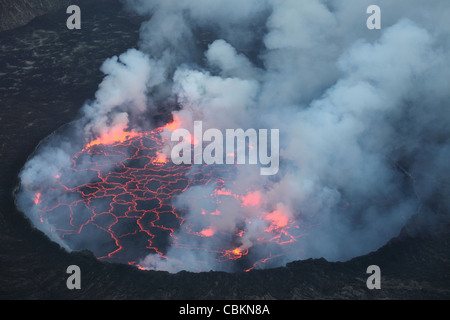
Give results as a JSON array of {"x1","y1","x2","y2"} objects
[
  {"x1": 29, "y1": 120, "x2": 310, "y2": 272},
  {"x1": 265, "y1": 207, "x2": 290, "y2": 231},
  {"x1": 162, "y1": 117, "x2": 181, "y2": 132}
]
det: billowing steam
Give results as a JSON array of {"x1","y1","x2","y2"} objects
[{"x1": 16, "y1": 0, "x2": 450, "y2": 272}]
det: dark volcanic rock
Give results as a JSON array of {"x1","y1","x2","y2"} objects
[{"x1": 0, "y1": 0, "x2": 73, "y2": 32}]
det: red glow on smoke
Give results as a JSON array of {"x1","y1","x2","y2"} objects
[
  {"x1": 210, "y1": 209, "x2": 221, "y2": 216},
  {"x1": 241, "y1": 191, "x2": 261, "y2": 207},
  {"x1": 153, "y1": 152, "x2": 168, "y2": 165},
  {"x1": 34, "y1": 192, "x2": 41, "y2": 205},
  {"x1": 201, "y1": 209, "x2": 221, "y2": 216},
  {"x1": 198, "y1": 227, "x2": 215, "y2": 237},
  {"x1": 30, "y1": 120, "x2": 318, "y2": 272},
  {"x1": 84, "y1": 128, "x2": 141, "y2": 150},
  {"x1": 264, "y1": 207, "x2": 290, "y2": 232},
  {"x1": 162, "y1": 118, "x2": 181, "y2": 132},
  {"x1": 216, "y1": 189, "x2": 233, "y2": 196}
]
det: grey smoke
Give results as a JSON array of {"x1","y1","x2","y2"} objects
[{"x1": 16, "y1": 0, "x2": 450, "y2": 272}]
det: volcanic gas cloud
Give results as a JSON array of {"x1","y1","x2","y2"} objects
[{"x1": 16, "y1": 0, "x2": 450, "y2": 272}]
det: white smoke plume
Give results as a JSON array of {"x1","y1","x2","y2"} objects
[{"x1": 16, "y1": 0, "x2": 450, "y2": 272}]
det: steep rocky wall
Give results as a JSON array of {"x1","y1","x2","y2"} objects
[{"x1": 0, "y1": 0, "x2": 72, "y2": 31}]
